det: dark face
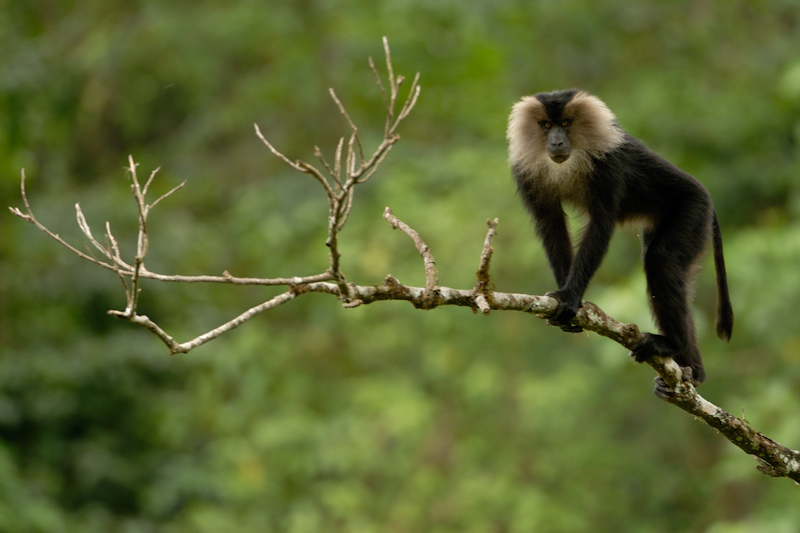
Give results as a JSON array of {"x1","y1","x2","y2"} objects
[
  {"x1": 540, "y1": 119, "x2": 572, "y2": 163},
  {"x1": 534, "y1": 90, "x2": 578, "y2": 164}
]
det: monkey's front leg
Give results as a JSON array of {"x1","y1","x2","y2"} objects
[
  {"x1": 545, "y1": 216, "x2": 615, "y2": 333},
  {"x1": 532, "y1": 209, "x2": 583, "y2": 332}
]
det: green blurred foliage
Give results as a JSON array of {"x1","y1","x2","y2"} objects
[{"x1": 2, "y1": 0, "x2": 800, "y2": 531}]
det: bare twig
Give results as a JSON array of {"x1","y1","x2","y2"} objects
[
  {"x1": 10, "y1": 171, "x2": 117, "y2": 271},
  {"x1": 333, "y1": 137, "x2": 344, "y2": 187},
  {"x1": 76, "y1": 203, "x2": 114, "y2": 261},
  {"x1": 476, "y1": 218, "x2": 499, "y2": 281},
  {"x1": 142, "y1": 165, "x2": 159, "y2": 197},
  {"x1": 395, "y1": 72, "x2": 422, "y2": 128},
  {"x1": 150, "y1": 180, "x2": 186, "y2": 211},
  {"x1": 369, "y1": 56, "x2": 388, "y2": 113},
  {"x1": 110, "y1": 289, "x2": 299, "y2": 354},
  {"x1": 105, "y1": 221, "x2": 132, "y2": 311},
  {"x1": 383, "y1": 207, "x2": 439, "y2": 305},
  {"x1": 126, "y1": 157, "x2": 147, "y2": 315},
  {"x1": 474, "y1": 218, "x2": 499, "y2": 315},
  {"x1": 253, "y1": 124, "x2": 334, "y2": 199},
  {"x1": 314, "y1": 145, "x2": 335, "y2": 180},
  {"x1": 329, "y1": 88, "x2": 365, "y2": 165},
  {"x1": 133, "y1": 270, "x2": 336, "y2": 286}
]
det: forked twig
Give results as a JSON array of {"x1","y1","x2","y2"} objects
[
  {"x1": 253, "y1": 37, "x2": 420, "y2": 299},
  {"x1": 10, "y1": 171, "x2": 117, "y2": 271},
  {"x1": 383, "y1": 207, "x2": 439, "y2": 303},
  {"x1": 329, "y1": 88, "x2": 366, "y2": 165},
  {"x1": 253, "y1": 124, "x2": 334, "y2": 199},
  {"x1": 10, "y1": 37, "x2": 420, "y2": 351}
]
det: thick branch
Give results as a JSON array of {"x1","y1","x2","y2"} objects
[{"x1": 295, "y1": 279, "x2": 800, "y2": 483}]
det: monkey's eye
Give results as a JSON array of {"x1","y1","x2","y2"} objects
[
  {"x1": 540, "y1": 121, "x2": 552, "y2": 130},
  {"x1": 560, "y1": 119, "x2": 572, "y2": 127}
]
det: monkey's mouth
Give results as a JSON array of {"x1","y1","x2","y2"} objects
[{"x1": 550, "y1": 154, "x2": 570, "y2": 164}]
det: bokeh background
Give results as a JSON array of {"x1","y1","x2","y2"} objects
[{"x1": 3, "y1": 1, "x2": 800, "y2": 531}]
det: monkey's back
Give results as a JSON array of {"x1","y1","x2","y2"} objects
[{"x1": 594, "y1": 134, "x2": 713, "y2": 226}]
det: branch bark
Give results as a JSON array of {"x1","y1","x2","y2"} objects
[{"x1": 8, "y1": 38, "x2": 800, "y2": 484}]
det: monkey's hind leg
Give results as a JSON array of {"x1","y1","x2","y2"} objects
[{"x1": 630, "y1": 220, "x2": 708, "y2": 386}]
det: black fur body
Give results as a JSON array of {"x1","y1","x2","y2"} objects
[{"x1": 507, "y1": 89, "x2": 733, "y2": 385}]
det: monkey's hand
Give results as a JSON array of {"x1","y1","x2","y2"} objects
[{"x1": 545, "y1": 290, "x2": 583, "y2": 333}]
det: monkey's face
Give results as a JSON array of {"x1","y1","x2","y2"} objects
[
  {"x1": 508, "y1": 91, "x2": 624, "y2": 173},
  {"x1": 541, "y1": 120, "x2": 572, "y2": 164}
]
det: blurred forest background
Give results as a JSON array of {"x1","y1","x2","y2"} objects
[{"x1": 2, "y1": 1, "x2": 800, "y2": 531}]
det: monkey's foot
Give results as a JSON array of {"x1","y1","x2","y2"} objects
[
  {"x1": 630, "y1": 333, "x2": 706, "y2": 388},
  {"x1": 653, "y1": 377, "x2": 674, "y2": 400},
  {"x1": 653, "y1": 367, "x2": 695, "y2": 400},
  {"x1": 628, "y1": 333, "x2": 675, "y2": 363}
]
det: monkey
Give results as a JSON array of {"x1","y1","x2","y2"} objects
[{"x1": 506, "y1": 89, "x2": 733, "y2": 391}]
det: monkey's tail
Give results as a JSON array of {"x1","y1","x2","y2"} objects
[{"x1": 712, "y1": 211, "x2": 733, "y2": 341}]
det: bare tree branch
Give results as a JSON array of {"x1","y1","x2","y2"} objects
[
  {"x1": 250, "y1": 39, "x2": 420, "y2": 304},
  {"x1": 8, "y1": 37, "x2": 800, "y2": 484},
  {"x1": 10, "y1": 171, "x2": 118, "y2": 271}
]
